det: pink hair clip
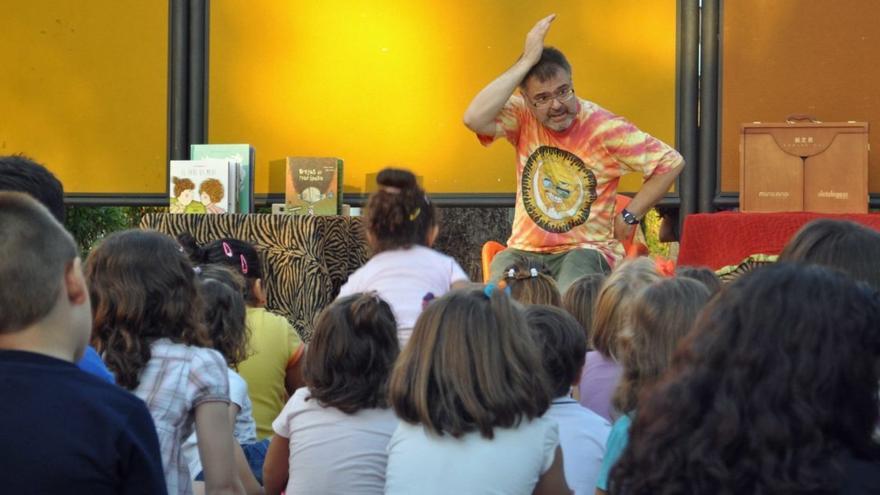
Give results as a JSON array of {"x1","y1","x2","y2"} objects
[
  {"x1": 222, "y1": 241, "x2": 233, "y2": 258},
  {"x1": 240, "y1": 254, "x2": 248, "y2": 275}
]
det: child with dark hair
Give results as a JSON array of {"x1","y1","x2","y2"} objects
[
  {"x1": 178, "y1": 233, "x2": 305, "y2": 440},
  {"x1": 262, "y1": 293, "x2": 400, "y2": 495},
  {"x1": 503, "y1": 260, "x2": 562, "y2": 306},
  {"x1": 779, "y1": 218, "x2": 880, "y2": 290},
  {"x1": 609, "y1": 264, "x2": 880, "y2": 494},
  {"x1": 596, "y1": 277, "x2": 711, "y2": 494},
  {"x1": 86, "y1": 230, "x2": 241, "y2": 495},
  {"x1": 524, "y1": 305, "x2": 611, "y2": 494},
  {"x1": 338, "y1": 167, "x2": 469, "y2": 345},
  {"x1": 182, "y1": 265, "x2": 262, "y2": 494},
  {"x1": 0, "y1": 193, "x2": 166, "y2": 494},
  {"x1": 0, "y1": 153, "x2": 115, "y2": 383},
  {"x1": 562, "y1": 273, "x2": 606, "y2": 344},
  {"x1": 385, "y1": 289, "x2": 569, "y2": 495},
  {"x1": 675, "y1": 265, "x2": 721, "y2": 295}
]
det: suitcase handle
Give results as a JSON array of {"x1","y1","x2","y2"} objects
[{"x1": 786, "y1": 113, "x2": 822, "y2": 124}]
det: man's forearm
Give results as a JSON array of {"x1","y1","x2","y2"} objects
[
  {"x1": 463, "y1": 58, "x2": 533, "y2": 134},
  {"x1": 625, "y1": 164, "x2": 684, "y2": 218}
]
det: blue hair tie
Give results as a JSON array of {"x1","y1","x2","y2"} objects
[{"x1": 484, "y1": 283, "x2": 511, "y2": 298}]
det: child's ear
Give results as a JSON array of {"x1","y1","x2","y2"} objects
[
  {"x1": 426, "y1": 225, "x2": 440, "y2": 247},
  {"x1": 64, "y1": 258, "x2": 89, "y2": 306},
  {"x1": 254, "y1": 278, "x2": 268, "y2": 307}
]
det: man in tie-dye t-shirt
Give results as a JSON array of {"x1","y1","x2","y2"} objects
[{"x1": 464, "y1": 14, "x2": 683, "y2": 291}]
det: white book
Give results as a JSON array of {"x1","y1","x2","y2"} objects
[{"x1": 169, "y1": 159, "x2": 236, "y2": 214}]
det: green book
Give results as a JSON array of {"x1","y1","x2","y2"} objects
[
  {"x1": 190, "y1": 144, "x2": 255, "y2": 213},
  {"x1": 285, "y1": 157, "x2": 343, "y2": 215}
]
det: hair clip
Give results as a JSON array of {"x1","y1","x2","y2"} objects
[
  {"x1": 240, "y1": 254, "x2": 248, "y2": 275},
  {"x1": 421, "y1": 291, "x2": 436, "y2": 310},
  {"x1": 484, "y1": 283, "x2": 511, "y2": 298},
  {"x1": 507, "y1": 268, "x2": 516, "y2": 279},
  {"x1": 483, "y1": 284, "x2": 496, "y2": 298},
  {"x1": 409, "y1": 207, "x2": 422, "y2": 221},
  {"x1": 530, "y1": 268, "x2": 538, "y2": 278},
  {"x1": 193, "y1": 266, "x2": 202, "y2": 275},
  {"x1": 222, "y1": 241, "x2": 233, "y2": 258},
  {"x1": 381, "y1": 186, "x2": 401, "y2": 195}
]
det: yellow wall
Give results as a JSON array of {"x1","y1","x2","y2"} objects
[
  {"x1": 208, "y1": 0, "x2": 678, "y2": 195},
  {"x1": 0, "y1": 0, "x2": 167, "y2": 194}
]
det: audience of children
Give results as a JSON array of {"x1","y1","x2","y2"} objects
[
  {"x1": 7, "y1": 152, "x2": 880, "y2": 495},
  {"x1": 384, "y1": 288, "x2": 570, "y2": 495},
  {"x1": 608, "y1": 264, "x2": 880, "y2": 494},
  {"x1": 337, "y1": 167, "x2": 469, "y2": 346},
  {"x1": 0, "y1": 192, "x2": 167, "y2": 494},
  {"x1": 595, "y1": 277, "x2": 711, "y2": 494},
  {"x1": 263, "y1": 293, "x2": 400, "y2": 495},
  {"x1": 579, "y1": 258, "x2": 661, "y2": 421},
  {"x1": 524, "y1": 305, "x2": 611, "y2": 494},
  {"x1": 179, "y1": 234, "x2": 305, "y2": 440},
  {"x1": 87, "y1": 230, "x2": 244, "y2": 495},
  {"x1": 503, "y1": 260, "x2": 563, "y2": 306}
]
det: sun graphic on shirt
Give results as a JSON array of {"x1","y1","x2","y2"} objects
[{"x1": 521, "y1": 146, "x2": 597, "y2": 233}]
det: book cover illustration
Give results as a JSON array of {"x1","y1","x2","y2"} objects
[
  {"x1": 190, "y1": 144, "x2": 255, "y2": 213},
  {"x1": 285, "y1": 157, "x2": 343, "y2": 215},
  {"x1": 169, "y1": 159, "x2": 237, "y2": 214}
]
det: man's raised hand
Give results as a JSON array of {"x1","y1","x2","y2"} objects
[{"x1": 523, "y1": 14, "x2": 556, "y2": 67}]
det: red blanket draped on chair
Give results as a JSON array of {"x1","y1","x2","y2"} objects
[{"x1": 678, "y1": 212, "x2": 880, "y2": 270}]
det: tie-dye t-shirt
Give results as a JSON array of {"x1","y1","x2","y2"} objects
[{"x1": 478, "y1": 96, "x2": 683, "y2": 264}]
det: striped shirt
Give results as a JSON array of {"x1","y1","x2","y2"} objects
[
  {"x1": 478, "y1": 96, "x2": 683, "y2": 265},
  {"x1": 134, "y1": 339, "x2": 230, "y2": 495}
]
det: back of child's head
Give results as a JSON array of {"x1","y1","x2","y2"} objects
[
  {"x1": 523, "y1": 305, "x2": 587, "y2": 398},
  {"x1": 502, "y1": 260, "x2": 561, "y2": 306},
  {"x1": 389, "y1": 288, "x2": 551, "y2": 439},
  {"x1": 675, "y1": 266, "x2": 721, "y2": 295},
  {"x1": 304, "y1": 292, "x2": 399, "y2": 414},
  {"x1": 561, "y1": 272, "x2": 607, "y2": 342},
  {"x1": 196, "y1": 265, "x2": 250, "y2": 369},
  {"x1": 365, "y1": 167, "x2": 437, "y2": 253},
  {"x1": 591, "y1": 257, "x2": 662, "y2": 359},
  {"x1": 177, "y1": 233, "x2": 264, "y2": 305},
  {"x1": 86, "y1": 229, "x2": 209, "y2": 390},
  {"x1": 0, "y1": 154, "x2": 66, "y2": 223},
  {"x1": 612, "y1": 277, "x2": 711, "y2": 414},
  {"x1": 0, "y1": 192, "x2": 78, "y2": 333},
  {"x1": 779, "y1": 219, "x2": 880, "y2": 290}
]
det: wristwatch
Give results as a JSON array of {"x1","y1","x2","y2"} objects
[{"x1": 621, "y1": 208, "x2": 640, "y2": 225}]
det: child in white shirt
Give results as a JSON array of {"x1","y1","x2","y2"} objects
[{"x1": 338, "y1": 167, "x2": 469, "y2": 345}]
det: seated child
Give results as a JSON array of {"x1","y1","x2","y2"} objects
[
  {"x1": 337, "y1": 167, "x2": 469, "y2": 346},
  {"x1": 179, "y1": 233, "x2": 305, "y2": 440},
  {"x1": 524, "y1": 304, "x2": 612, "y2": 494},
  {"x1": 385, "y1": 288, "x2": 570, "y2": 495},
  {"x1": 87, "y1": 230, "x2": 241, "y2": 495},
  {"x1": 562, "y1": 273, "x2": 607, "y2": 344},
  {"x1": 0, "y1": 192, "x2": 165, "y2": 493},
  {"x1": 263, "y1": 293, "x2": 400, "y2": 495}
]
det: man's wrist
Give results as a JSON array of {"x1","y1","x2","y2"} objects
[{"x1": 621, "y1": 208, "x2": 640, "y2": 225}]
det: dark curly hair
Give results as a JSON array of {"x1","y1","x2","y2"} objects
[
  {"x1": 365, "y1": 168, "x2": 437, "y2": 254},
  {"x1": 86, "y1": 230, "x2": 210, "y2": 390},
  {"x1": 177, "y1": 233, "x2": 263, "y2": 305},
  {"x1": 196, "y1": 265, "x2": 251, "y2": 369},
  {"x1": 609, "y1": 263, "x2": 880, "y2": 494},
  {"x1": 304, "y1": 292, "x2": 399, "y2": 414}
]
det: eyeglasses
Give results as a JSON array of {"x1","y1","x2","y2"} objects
[{"x1": 528, "y1": 86, "x2": 575, "y2": 108}]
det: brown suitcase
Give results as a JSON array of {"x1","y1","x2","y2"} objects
[{"x1": 740, "y1": 116, "x2": 869, "y2": 213}]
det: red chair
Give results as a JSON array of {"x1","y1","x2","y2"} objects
[{"x1": 480, "y1": 195, "x2": 648, "y2": 283}]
